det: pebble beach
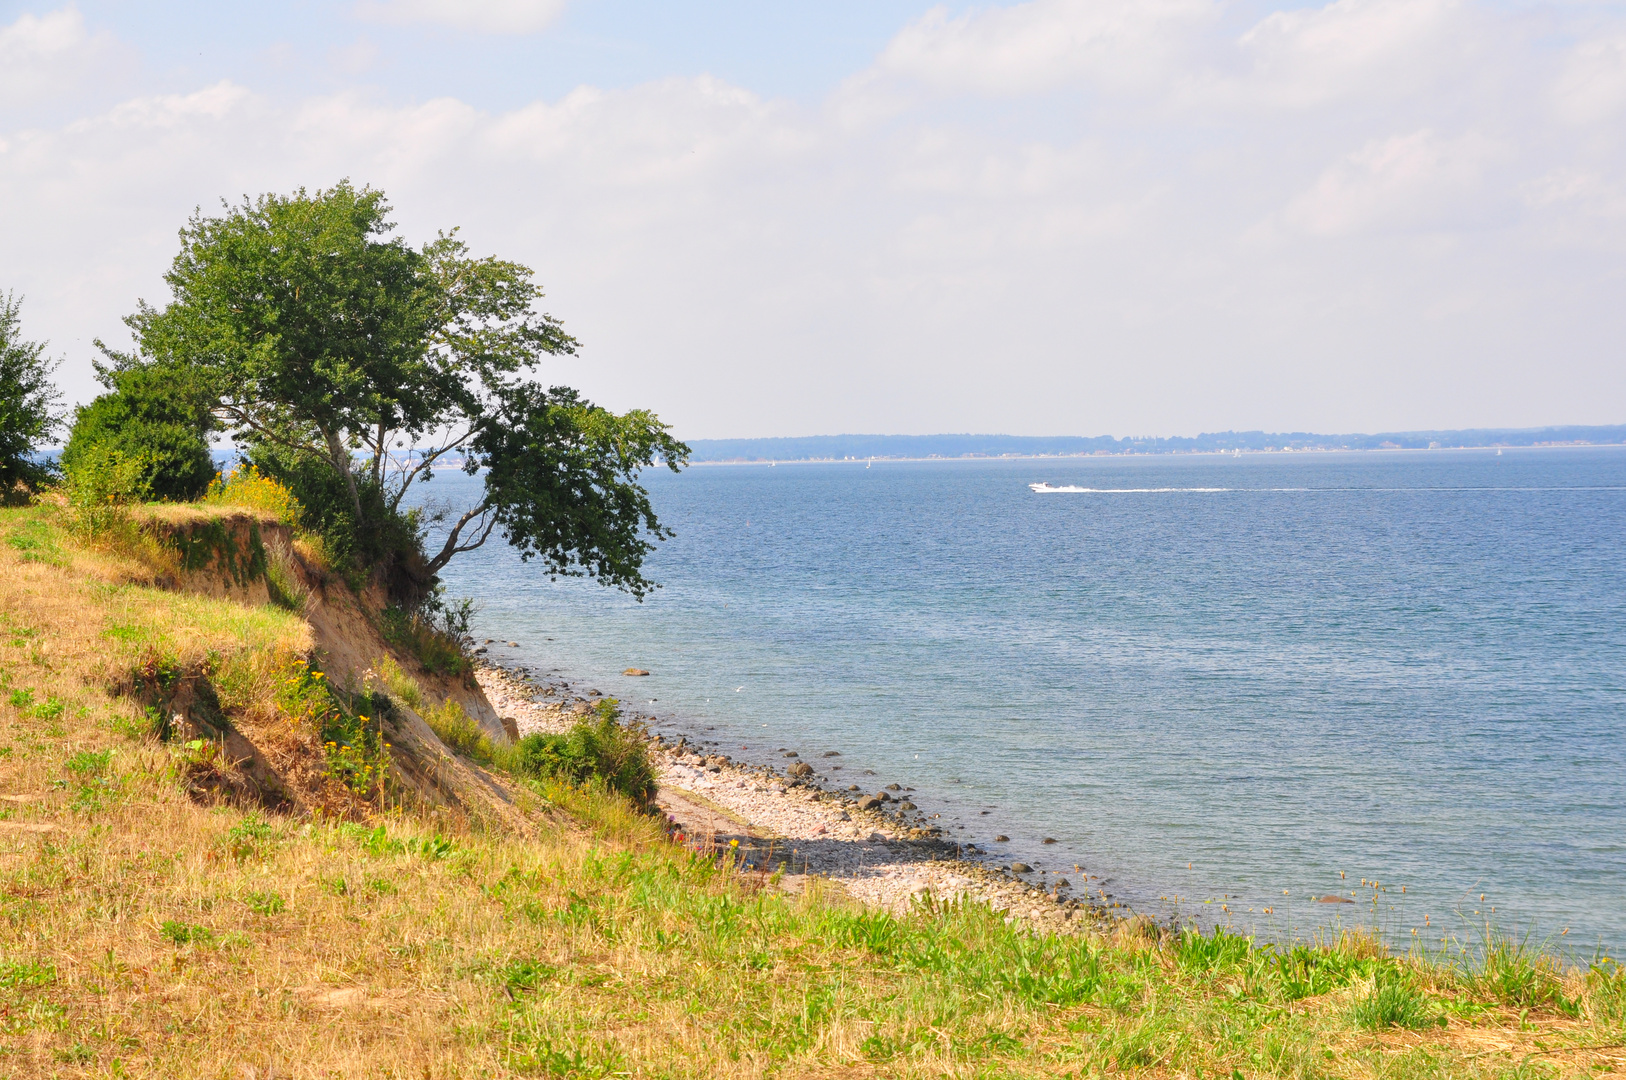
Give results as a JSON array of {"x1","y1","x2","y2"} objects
[{"x1": 476, "y1": 660, "x2": 1128, "y2": 936}]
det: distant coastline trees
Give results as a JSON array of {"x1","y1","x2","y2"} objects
[{"x1": 0, "y1": 292, "x2": 62, "y2": 502}]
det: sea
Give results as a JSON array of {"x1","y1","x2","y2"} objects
[{"x1": 417, "y1": 447, "x2": 1626, "y2": 956}]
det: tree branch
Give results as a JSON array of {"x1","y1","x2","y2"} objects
[{"x1": 425, "y1": 501, "x2": 495, "y2": 576}]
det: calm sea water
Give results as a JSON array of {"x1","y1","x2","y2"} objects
[{"x1": 421, "y1": 448, "x2": 1626, "y2": 954}]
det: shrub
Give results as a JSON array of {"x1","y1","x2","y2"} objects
[
  {"x1": 511, "y1": 699, "x2": 656, "y2": 804},
  {"x1": 61, "y1": 442, "x2": 151, "y2": 540},
  {"x1": 203, "y1": 463, "x2": 302, "y2": 527},
  {"x1": 62, "y1": 364, "x2": 213, "y2": 501}
]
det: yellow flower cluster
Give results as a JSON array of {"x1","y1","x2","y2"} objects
[{"x1": 203, "y1": 464, "x2": 304, "y2": 527}]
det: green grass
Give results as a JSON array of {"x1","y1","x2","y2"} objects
[{"x1": 2, "y1": 497, "x2": 1624, "y2": 1077}]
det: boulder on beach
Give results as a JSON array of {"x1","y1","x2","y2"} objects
[
  {"x1": 623, "y1": 668, "x2": 650, "y2": 676},
  {"x1": 859, "y1": 796, "x2": 883, "y2": 811},
  {"x1": 500, "y1": 716, "x2": 519, "y2": 741}
]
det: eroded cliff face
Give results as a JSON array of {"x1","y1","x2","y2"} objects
[{"x1": 141, "y1": 510, "x2": 528, "y2": 830}]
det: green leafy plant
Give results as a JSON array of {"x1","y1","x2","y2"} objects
[
  {"x1": 1350, "y1": 968, "x2": 1443, "y2": 1030},
  {"x1": 511, "y1": 699, "x2": 656, "y2": 804},
  {"x1": 108, "y1": 181, "x2": 686, "y2": 603},
  {"x1": 244, "y1": 891, "x2": 285, "y2": 916},
  {"x1": 160, "y1": 920, "x2": 214, "y2": 946},
  {"x1": 225, "y1": 814, "x2": 277, "y2": 860},
  {"x1": 275, "y1": 661, "x2": 387, "y2": 797},
  {"x1": 61, "y1": 441, "x2": 152, "y2": 540}
]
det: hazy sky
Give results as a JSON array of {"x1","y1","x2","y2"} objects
[{"x1": 3, "y1": 0, "x2": 1624, "y2": 439}]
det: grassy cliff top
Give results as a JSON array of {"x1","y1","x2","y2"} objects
[{"x1": 0, "y1": 499, "x2": 1621, "y2": 1078}]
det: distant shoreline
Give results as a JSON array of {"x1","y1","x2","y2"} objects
[{"x1": 686, "y1": 441, "x2": 1626, "y2": 466}]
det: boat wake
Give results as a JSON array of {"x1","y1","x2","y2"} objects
[{"x1": 1029, "y1": 483, "x2": 1231, "y2": 494}]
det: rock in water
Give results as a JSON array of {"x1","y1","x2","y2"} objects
[
  {"x1": 859, "y1": 796, "x2": 883, "y2": 811},
  {"x1": 783, "y1": 751, "x2": 799, "y2": 758},
  {"x1": 994, "y1": 835, "x2": 1009, "y2": 842},
  {"x1": 623, "y1": 668, "x2": 650, "y2": 676},
  {"x1": 1043, "y1": 837, "x2": 1057, "y2": 844},
  {"x1": 1317, "y1": 895, "x2": 1356, "y2": 904},
  {"x1": 788, "y1": 763, "x2": 814, "y2": 778},
  {"x1": 1010, "y1": 863, "x2": 1033, "y2": 875},
  {"x1": 885, "y1": 783, "x2": 901, "y2": 791}
]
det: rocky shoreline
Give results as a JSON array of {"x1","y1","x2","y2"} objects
[{"x1": 475, "y1": 659, "x2": 1132, "y2": 936}]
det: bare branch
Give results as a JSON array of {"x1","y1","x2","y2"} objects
[{"x1": 425, "y1": 501, "x2": 496, "y2": 576}]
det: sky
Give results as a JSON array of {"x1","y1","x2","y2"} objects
[{"x1": 2, "y1": 0, "x2": 1624, "y2": 440}]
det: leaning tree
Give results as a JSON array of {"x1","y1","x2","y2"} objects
[{"x1": 109, "y1": 181, "x2": 688, "y2": 598}]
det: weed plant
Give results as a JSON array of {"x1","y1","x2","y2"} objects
[{"x1": 275, "y1": 660, "x2": 389, "y2": 797}]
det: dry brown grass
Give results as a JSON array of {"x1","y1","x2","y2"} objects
[{"x1": 0, "y1": 501, "x2": 1622, "y2": 1079}]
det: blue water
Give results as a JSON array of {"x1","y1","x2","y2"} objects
[{"x1": 422, "y1": 448, "x2": 1626, "y2": 954}]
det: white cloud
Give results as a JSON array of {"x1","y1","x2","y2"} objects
[
  {"x1": 4, "y1": 0, "x2": 1626, "y2": 438},
  {"x1": 1230, "y1": 0, "x2": 1468, "y2": 109},
  {"x1": 1283, "y1": 129, "x2": 1510, "y2": 236},
  {"x1": 0, "y1": 6, "x2": 121, "y2": 107},
  {"x1": 865, "y1": 0, "x2": 1212, "y2": 96},
  {"x1": 1553, "y1": 32, "x2": 1626, "y2": 125},
  {"x1": 355, "y1": 0, "x2": 568, "y2": 35}
]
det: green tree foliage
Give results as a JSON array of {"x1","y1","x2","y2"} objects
[
  {"x1": 0, "y1": 292, "x2": 62, "y2": 498},
  {"x1": 62, "y1": 365, "x2": 214, "y2": 501},
  {"x1": 110, "y1": 181, "x2": 688, "y2": 598}
]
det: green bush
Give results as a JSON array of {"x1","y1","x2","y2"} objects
[
  {"x1": 512, "y1": 699, "x2": 656, "y2": 804},
  {"x1": 62, "y1": 364, "x2": 213, "y2": 501},
  {"x1": 60, "y1": 442, "x2": 151, "y2": 540}
]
